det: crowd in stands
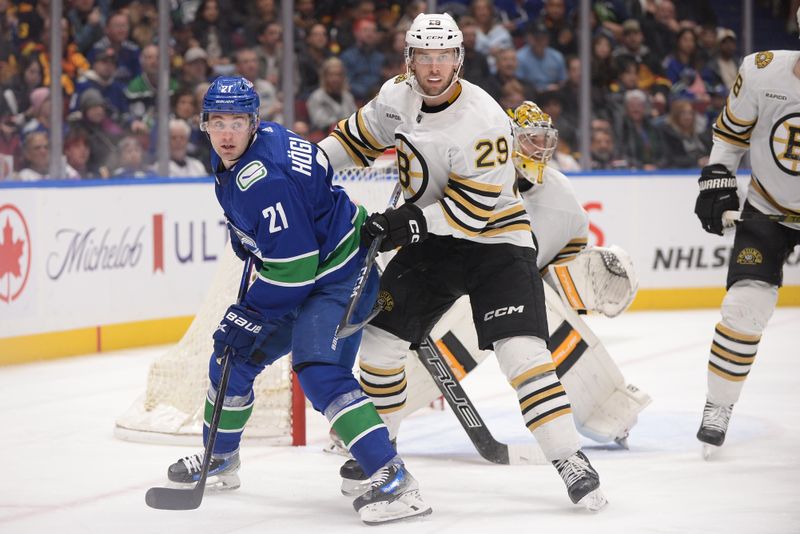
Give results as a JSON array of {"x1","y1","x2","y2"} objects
[{"x1": 0, "y1": 0, "x2": 797, "y2": 180}]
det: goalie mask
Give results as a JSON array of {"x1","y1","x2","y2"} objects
[
  {"x1": 405, "y1": 13, "x2": 464, "y2": 98},
  {"x1": 509, "y1": 101, "x2": 558, "y2": 186}
]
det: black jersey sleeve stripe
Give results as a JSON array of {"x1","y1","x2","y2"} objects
[{"x1": 331, "y1": 129, "x2": 371, "y2": 167}]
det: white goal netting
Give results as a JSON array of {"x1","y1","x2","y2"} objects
[{"x1": 114, "y1": 164, "x2": 399, "y2": 446}]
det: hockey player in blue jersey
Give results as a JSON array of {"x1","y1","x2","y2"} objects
[{"x1": 163, "y1": 76, "x2": 431, "y2": 525}]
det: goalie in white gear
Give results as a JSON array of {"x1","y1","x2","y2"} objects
[
  {"x1": 692, "y1": 27, "x2": 800, "y2": 459},
  {"x1": 320, "y1": 14, "x2": 606, "y2": 511}
]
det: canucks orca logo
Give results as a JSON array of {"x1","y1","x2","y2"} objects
[
  {"x1": 394, "y1": 133, "x2": 429, "y2": 203},
  {"x1": 770, "y1": 112, "x2": 800, "y2": 176},
  {"x1": 236, "y1": 161, "x2": 268, "y2": 190}
]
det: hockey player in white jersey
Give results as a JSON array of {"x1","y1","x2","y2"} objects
[
  {"x1": 319, "y1": 13, "x2": 606, "y2": 510},
  {"x1": 693, "y1": 21, "x2": 800, "y2": 458},
  {"x1": 332, "y1": 101, "x2": 647, "y2": 457}
]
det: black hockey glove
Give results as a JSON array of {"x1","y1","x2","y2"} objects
[
  {"x1": 694, "y1": 164, "x2": 739, "y2": 236},
  {"x1": 212, "y1": 304, "x2": 270, "y2": 361},
  {"x1": 361, "y1": 203, "x2": 428, "y2": 252}
]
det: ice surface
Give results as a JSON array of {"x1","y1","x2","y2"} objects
[{"x1": 2, "y1": 308, "x2": 798, "y2": 533}]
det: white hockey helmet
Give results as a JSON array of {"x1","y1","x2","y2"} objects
[
  {"x1": 404, "y1": 13, "x2": 465, "y2": 84},
  {"x1": 405, "y1": 13, "x2": 463, "y2": 50},
  {"x1": 509, "y1": 101, "x2": 559, "y2": 185}
]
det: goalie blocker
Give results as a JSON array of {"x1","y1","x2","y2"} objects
[{"x1": 375, "y1": 246, "x2": 650, "y2": 448}]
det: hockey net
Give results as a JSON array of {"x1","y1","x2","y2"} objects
[{"x1": 114, "y1": 164, "x2": 399, "y2": 446}]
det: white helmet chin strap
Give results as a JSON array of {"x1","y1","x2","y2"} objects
[{"x1": 406, "y1": 67, "x2": 462, "y2": 99}]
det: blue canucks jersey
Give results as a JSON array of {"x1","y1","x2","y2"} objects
[{"x1": 212, "y1": 122, "x2": 366, "y2": 319}]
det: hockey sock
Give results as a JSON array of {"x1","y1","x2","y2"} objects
[
  {"x1": 359, "y1": 362, "x2": 407, "y2": 416},
  {"x1": 297, "y1": 363, "x2": 395, "y2": 476},
  {"x1": 512, "y1": 364, "x2": 580, "y2": 461},
  {"x1": 707, "y1": 322, "x2": 759, "y2": 406},
  {"x1": 202, "y1": 389, "x2": 254, "y2": 456}
]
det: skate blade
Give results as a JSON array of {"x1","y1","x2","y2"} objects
[
  {"x1": 341, "y1": 478, "x2": 370, "y2": 497},
  {"x1": 577, "y1": 489, "x2": 608, "y2": 512},
  {"x1": 614, "y1": 436, "x2": 630, "y2": 450},
  {"x1": 359, "y1": 490, "x2": 432, "y2": 525},
  {"x1": 167, "y1": 473, "x2": 241, "y2": 492},
  {"x1": 702, "y1": 444, "x2": 719, "y2": 460}
]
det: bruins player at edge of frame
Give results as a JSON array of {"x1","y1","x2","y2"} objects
[{"x1": 693, "y1": 13, "x2": 800, "y2": 459}]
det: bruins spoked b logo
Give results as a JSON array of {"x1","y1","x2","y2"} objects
[
  {"x1": 770, "y1": 112, "x2": 800, "y2": 176},
  {"x1": 394, "y1": 133, "x2": 429, "y2": 203}
]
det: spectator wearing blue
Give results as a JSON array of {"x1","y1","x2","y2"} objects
[
  {"x1": 663, "y1": 28, "x2": 701, "y2": 84},
  {"x1": 516, "y1": 21, "x2": 566, "y2": 93},
  {"x1": 71, "y1": 47, "x2": 129, "y2": 123},
  {"x1": 340, "y1": 18, "x2": 384, "y2": 104},
  {"x1": 87, "y1": 11, "x2": 141, "y2": 85},
  {"x1": 493, "y1": 0, "x2": 544, "y2": 37},
  {"x1": 112, "y1": 134, "x2": 155, "y2": 178}
]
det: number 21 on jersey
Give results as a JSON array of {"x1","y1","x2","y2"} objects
[{"x1": 262, "y1": 202, "x2": 289, "y2": 233}]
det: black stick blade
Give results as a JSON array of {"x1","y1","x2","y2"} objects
[{"x1": 145, "y1": 486, "x2": 203, "y2": 510}]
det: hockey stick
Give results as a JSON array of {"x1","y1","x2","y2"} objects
[
  {"x1": 415, "y1": 336, "x2": 546, "y2": 465},
  {"x1": 336, "y1": 181, "x2": 402, "y2": 338},
  {"x1": 145, "y1": 256, "x2": 254, "y2": 511},
  {"x1": 723, "y1": 210, "x2": 800, "y2": 226}
]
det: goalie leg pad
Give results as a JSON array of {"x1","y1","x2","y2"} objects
[
  {"x1": 298, "y1": 363, "x2": 394, "y2": 477},
  {"x1": 707, "y1": 280, "x2": 773, "y2": 406},
  {"x1": 495, "y1": 335, "x2": 580, "y2": 461},
  {"x1": 544, "y1": 283, "x2": 651, "y2": 443},
  {"x1": 548, "y1": 245, "x2": 639, "y2": 317}
]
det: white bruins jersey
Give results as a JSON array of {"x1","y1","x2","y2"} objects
[
  {"x1": 520, "y1": 166, "x2": 589, "y2": 271},
  {"x1": 319, "y1": 77, "x2": 533, "y2": 248},
  {"x1": 711, "y1": 50, "x2": 800, "y2": 229}
]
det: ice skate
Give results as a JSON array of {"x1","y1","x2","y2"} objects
[
  {"x1": 553, "y1": 451, "x2": 607, "y2": 511},
  {"x1": 167, "y1": 451, "x2": 241, "y2": 490},
  {"x1": 352, "y1": 460, "x2": 432, "y2": 525},
  {"x1": 340, "y1": 458, "x2": 370, "y2": 496},
  {"x1": 697, "y1": 400, "x2": 733, "y2": 459}
]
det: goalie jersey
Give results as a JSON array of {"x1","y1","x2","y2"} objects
[
  {"x1": 213, "y1": 122, "x2": 365, "y2": 319},
  {"x1": 319, "y1": 77, "x2": 533, "y2": 249},
  {"x1": 519, "y1": 166, "x2": 589, "y2": 271},
  {"x1": 710, "y1": 50, "x2": 800, "y2": 229}
]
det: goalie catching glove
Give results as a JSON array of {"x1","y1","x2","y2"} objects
[
  {"x1": 694, "y1": 164, "x2": 739, "y2": 236},
  {"x1": 361, "y1": 203, "x2": 428, "y2": 252}
]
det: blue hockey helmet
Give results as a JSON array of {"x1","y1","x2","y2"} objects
[{"x1": 200, "y1": 76, "x2": 260, "y2": 131}]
